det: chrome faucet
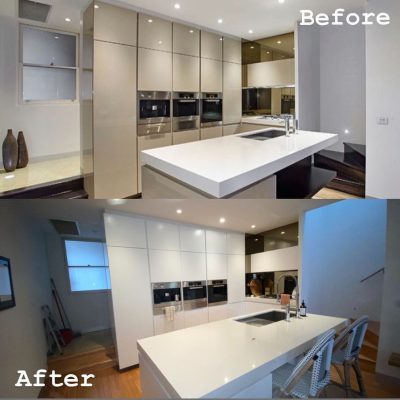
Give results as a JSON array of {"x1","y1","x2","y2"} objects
[
  {"x1": 283, "y1": 115, "x2": 294, "y2": 137},
  {"x1": 275, "y1": 273, "x2": 300, "y2": 318}
]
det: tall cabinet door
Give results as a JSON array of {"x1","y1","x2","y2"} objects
[
  {"x1": 201, "y1": 58, "x2": 223, "y2": 93},
  {"x1": 173, "y1": 53, "x2": 200, "y2": 92},
  {"x1": 94, "y1": 41, "x2": 138, "y2": 198},
  {"x1": 223, "y1": 62, "x2": 242, "y2": 125},
  {"x1": 138, "y1": 48, "x2": 172, "y2": 91},
  {"x1": 107, "y1": 247, "x2": 154, "y2": 369}
]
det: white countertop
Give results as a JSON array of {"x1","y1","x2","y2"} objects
[
  {"x1": 141, "y1": 129, "x2": 338, "y2": 198},
  {"x1": 138, "y1": 311, "x2": 347, "y2": 398}
]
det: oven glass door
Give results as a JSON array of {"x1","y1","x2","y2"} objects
[
  {"x1": 201, "y1": 99, "x2": 223, "y2": 123},
  {"x1": 173, "y1": 100, "x2": 199, "y2": 117},
  {"x1": 208, "y1": 284, "x2": 228, "y2": 304},
  {"x1": 140, "y1": 100, "x2": 171, "y2": 120},
  {"x1": 183, "y1": 286, "x2": 207, "y2": 301},
  {"x1": 153, "y1": 288, "x2": 181, "y2": 305}
]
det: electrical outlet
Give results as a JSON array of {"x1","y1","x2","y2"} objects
[{"x1": 377, "y1": 117, "x2": 389, "y2": 126}]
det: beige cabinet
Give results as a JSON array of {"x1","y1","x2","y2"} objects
[
  {"x1": 138, "y1": 48, "x2": 172, "y2": 91},
  {"x1": 201, "y1": 126, "x2": 223, "y2": 141},
  {"x1": 94, "y1": 2, "x2": 137, "y2": 46},
  {"x1": 138, "y1": 133, "x2": 173, "y2": 193},
  {"x1": 173, "y1": 23, "x2": 200, "y2": 57},
  {"x1": 201, "y1": 31, "x2": 223, "y2": 61},
  {"x1": 138, "y1": 14, "x2": 172, "y2": 52},
  {"x1": 201, "y1": 58, "x2": 223, "y2": 92},
  {"x1": 223, "y1": 62, "x2": 242, "y2": 125},
  {"x1": 223, "y1": 124, "x2": 241, "y2": 136},
  {"x1": 94, "y1": 40, "x2": 138, "y2": 199},
  {"x1": 223, "y1": 37, "x2": 242, "y2": 64},
  {"x1": 173, "y1": 54, "x2": 200, "y2": 92},
  {"x1": 247, "y1": 59, "x2": 295, "y2": 88},
  {"x1": 173, "y1": 130, "x2": 200, "y2": 145}
]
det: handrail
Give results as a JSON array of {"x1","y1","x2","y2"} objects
[{"x1": 360, "y1": 268, "x2": 384, "y2": 283}]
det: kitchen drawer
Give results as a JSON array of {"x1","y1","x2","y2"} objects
[
  {"x1": 201, "y1": 126, "x2": 223, "y2": 141},
  {"x1": 173, "y1": 130, "x2": 200, "y2": 145}
]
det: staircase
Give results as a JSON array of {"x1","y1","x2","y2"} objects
[
  {"x1": 314, "y1": 143, "x2": 366, "y2": 197},
  {"x1": 359, "y1": 321, "x2": 380, "y2": 373}
]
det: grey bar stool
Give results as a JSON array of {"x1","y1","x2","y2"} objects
[
  {"x1": 331, "y1": 315, "x2": 369, "y2": 397},
  {"x1": 272, "y1": 329, "x2": 336, "y2": 398}
]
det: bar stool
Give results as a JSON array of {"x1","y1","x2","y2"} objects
[
  {"x1": 272, "y1": 329, "x2": 336, "y2": 398},
  {"x1": 331, "y1": 316, "x2": 369, "y2": 397}
]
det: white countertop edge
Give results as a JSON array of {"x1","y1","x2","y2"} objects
[{"x1": 141, "y1": 132, "x2": 338, "y2": 198}]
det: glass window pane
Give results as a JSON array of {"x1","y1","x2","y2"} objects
[
  {"x1": 65, "y1": 241, "x2": 107, "y2": 267},
  {"x1": 0, "y1": 265, "x2": 12, "y2": 299},
  {"x1": 22, "y1": 26, "x2": 76, "y2": 67},
  {"x1": 68, "y1": 267, "x2": 109, "y2": 292},
  {"x1": 23, "y1": 66, "x2": 76, "y2": 101}
]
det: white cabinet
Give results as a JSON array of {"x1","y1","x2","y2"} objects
[
  {"x1": 227, "y1": 233, "x2": 245, "y2": 255},
  {"x1": 107, "y1": 247, "x2": 154, "y2": 369},
  {"x1": 173, "y1": 23, "x2": 200, "y2": 57},
  {"x1": 208, "y1": 304, "x2": 228, "y2": 322},
  {"x1": 207, "y1": 253, "x2": 228, "y2": 280},
  {"x1": 138, "y1": 48, "x2": 172, "y2": 91},
  {"x1": 173, "y1": 53, "x2": 200, "y2": 92},
  {"x1": 223, "y1": 62, "x2": 242, "y2": 125},
  {"x1": 179, "y1": 226, "x2": 206, "y2": 252},
  {"x1": 94, "y1": 2, "x2": 137, "y2": 46},
  {"x1": 251, "y1": 246, "x2": 300, "y2": 273},
  {"x1": 201, "y1": 126, "x2": 223, "y2": 141},
  {"x1": 227, "y1": 302, "x2": 245, "y2": 318},
  {"x1": 244, "y1": 301, "x2": 277, "y2": 315},
  {"x1": 201, "y1": 58, "x2": 223, "y2": 92},
  {"x1": 201, "y1": 31, "x2": 223, "y2": 61},
  {"x1": 138, "y1": 14, "x2": 172, "y2": 52},
  {"x1": 154, "y1": 312, "x2": 185, "y2": 336},
  {"x1": 147, "y1": 220, "x2": 180, "y2": 251},
  {"x1": 228, "y1": 255, "x2": 245, "y2": 304},
  {"x1": 223, "y1": 38, "x2": 242, "y2": 64},
  {"x1": 104, "y1": 213, "x2": 146, "y2": 249},
  {"x1": 206, "y1": 230, "x2": 227, "y2": 254},
  {"x1": 94, "y1": 40, "x2": 138, "y2": 198},
  {"x1": 173, "y1": 130, "x2": 200, "y2": 145},
  {"x1": 149, "y1": 250, "x2": 181, "y2": 283},
  {"x1": 184, "y1": 308, "x2": 209, "y2": 328},
  {"x1": 181, "y1": 252, "x2": 207, "y2": 282}
]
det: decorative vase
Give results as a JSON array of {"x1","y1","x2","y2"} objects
[
  {"x1": 2, "y1": 129, "x2": 18, "y2": 173},
  {"x1": 17, "y1": 131, "x2": 29, "y2": 169}
]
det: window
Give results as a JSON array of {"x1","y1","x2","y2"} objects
[
  {"x1": 20, "y1": 25, "x2": 78, "y2": 103},
  {"x1": 64, "y1": 240, "x2": 110, "y2": 293}
]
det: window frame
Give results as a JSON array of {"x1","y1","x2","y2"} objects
[
  {"x1": 18, "y1": 23, "x2": 80, "y2": 106},
  {"x1": 63, "y1": 238, "x2": 110, "y2": 295}
]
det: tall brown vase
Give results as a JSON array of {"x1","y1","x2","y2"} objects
[
  {"x1": 2, "y1": 129, "x2": 18, "y2": 173},
  {"x1": 17, "y1": 131, "x2": 29, "y2": 169}
]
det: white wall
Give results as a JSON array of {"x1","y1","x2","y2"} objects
[
  {"x1": 366, "y1": 0, "x2": 400, "y2": 199},
  {"x1": 376, "y1": 200, "x2": 400, "y2": 379},
  {"x1": 296, "y1": 20, "x2": 366, "y2": 151},
  {"x1": 0, "y1": 1, "x2": 80, "y2": 164},
  {"x1": 45, "y1": 233, "x2": 111, "y2": 334},
  {"x1": 301, "y1": 200, "x2": 387, "y2": 321},
  {"x1": 0, "y1": 203, "x2": 52, "y2": 398}
]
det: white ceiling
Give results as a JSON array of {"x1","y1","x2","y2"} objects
[
  {"x1": 113, "y1": 0, "x2": 366, "y2": 39},
  {"x1": 15, "y1": 199, "x2": 337, "y2": 239}
]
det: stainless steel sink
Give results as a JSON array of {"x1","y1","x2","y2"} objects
[
  {"x1": 241, "y1": 130, "x2": 287, "y2": 141},
  {"x1": 236, "y1": 311, "x2": 293, "y2": 327}
]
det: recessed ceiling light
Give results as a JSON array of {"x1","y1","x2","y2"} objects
[
  {"x1": 158, "y1": 40, "x2": 163, "y2": 45},
  {"x1": 176, "y1": 209, "x2": 183, "y2": 214},
  {"x1": 277, "y1": 40, "x2": 282, "y2": 44},
  {"x1": 174, "y1": 3, "x2": 181, "y2": 9},
  {"x1": 219, "y1": 217, "x2": 226, "y2": 224},
  {"x1": 267, "y1": 51, "x2": 270, "y2": 54},
  {"x1": 250, "y1": 46, "x2": 254, "y2": 49},
  {"x1": 344, "y1": 129, "x2": 350, "y2": 134},
  {"x1": 148, "y1": 19, "x2": 153, "y2": 23},
  {"x1": 65, "y1": 17, "x2": 71, "y2": 22},
  {"x1": 279, "y1": 0, "x2": 285, "y2": 3},
  {"x1": 248, "y1": 29, "x2": 254, "y2": 34},
  {"x1": 219, "y1": 37, "x2": 224, "y2": 41},
  {"x1": 255, "y1": 238, "x2": 259, "y2": 242},
  {"x1": 251, "y1": 225, "x2": 256, "y2": 229},
  {"x1": 54, "y1": 36, "x2": 59, "y2": 40},
  {"x1": 218, "y1": 18, "x2": 223, "y2": 24},
  {"x1": 94, "y1": 4, "x2": 99, "y2": 9},
  {"x1": 281, "y1": 231, "x2": 286, "y2": 235},
  {"x1": 189, "y1": 30, "x2": 194, "y2": 33}
]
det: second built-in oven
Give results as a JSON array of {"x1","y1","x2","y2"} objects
[
  {"x1": 138, "y1": 91, "x2": 172, "y2": 136},
  {"x1": 173, "y1": 92, "x2": 200, "y2": 132},
  {"x1": 183, "y1": 281, "x2": 208, "y2": 310},
  {"x1": 207, "y1": 280, "x2": 228, "y2": 306},
  {"x1": 201, "y1": 93, "x2": 223, "y2": 128}
]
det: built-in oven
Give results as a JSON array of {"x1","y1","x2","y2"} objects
[
  {"x1": 207, "y1": 280, "x2": 228, "y2": 306},
  {"x1": 173, "y1": 92, "x2": 200, "y2": 132},
  {"x1": 138, "y1": 91, "x2": 172, "y2": 136},
  {"x1": 201, "y1": 93, "x2": 223, "y2": 128},
  {"x1": 152, "y1": 282, "x2": 183, "y2": 316},
  {"x1": 183, "y1": 281, "x2": 208, "y2": 310}
]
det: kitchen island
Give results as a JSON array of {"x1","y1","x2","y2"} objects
[
  {"x1": 141, "y1": 128, "x2": 338, "y2": 199},
  {"x1": 138, "y1": 310, "x2": 347, "y2": 399}
]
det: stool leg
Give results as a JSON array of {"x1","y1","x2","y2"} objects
[
  {"x1": 353, "y1": 357, "x2": 367, "y2": 398},
  {"x1": 333, "y1": 363, "x2": 345, "y2": 386},
  {"x1": 343, "y1": 361, "x2": 352, "y2": 398}
]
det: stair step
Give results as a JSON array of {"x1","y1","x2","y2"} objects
[
  {"x1": 359, "y1": 355, "x2": 376, "y2": 373},
  {"x1": 365, "y1": 329, "x2": 380, "y2": 348},
  {"x1": 361, "y1": 342, "x2": 378, "y2": 362},
  {"x1": 389, "y1": 353, "x2": 400, "y2": 368},
  {"x1": 344, "y1": 142, "x2": 366, "y2": 158},
  {"x1": 327, "y1": 177, "x2": 365, "y2": 198}
]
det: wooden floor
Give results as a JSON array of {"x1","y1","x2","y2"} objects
[
  {"x1": 40, "y1": 363, "x2": 400, "y2": 399},
  {"x1": 313, "y1": 187, "x2": 361, "y2": 200}
]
